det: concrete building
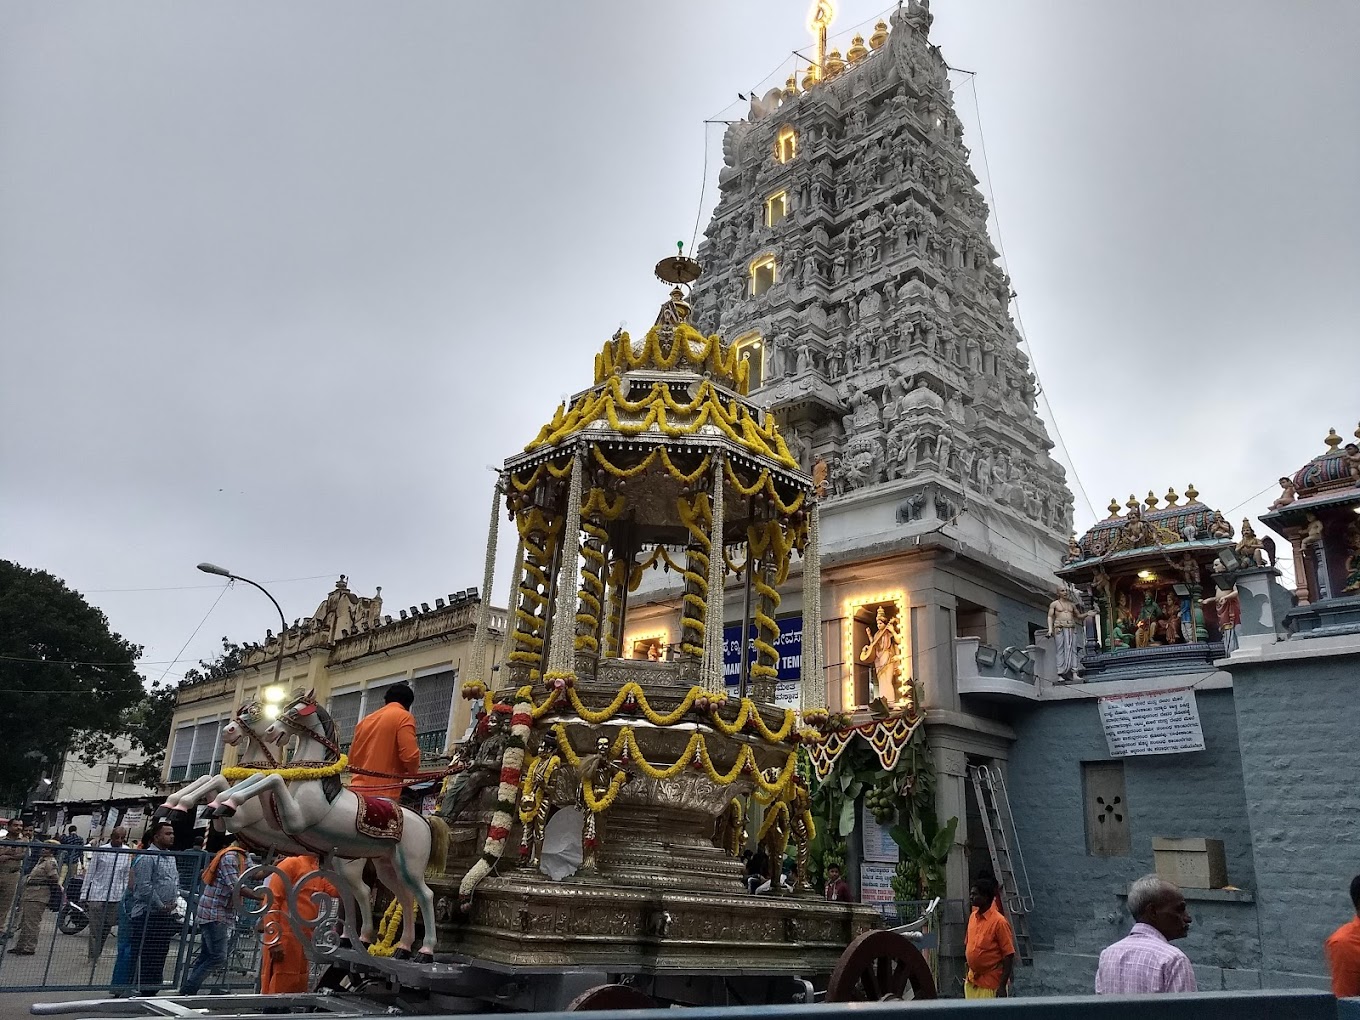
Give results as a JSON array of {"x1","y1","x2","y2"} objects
[
  {"x1": 162, "y1": 576, "x2": 506, "y2": 796},
  {"x1": 672, "y1": 0, "x2": 1360, "y2": 995},
  {"x1": 26, "y1": 736, "x2": 158, "y2": 838},
  {"x1": 977, "y1": 422, "x2": 1360, "y2": 992},
  {"x1": 633, "y1": 0, "x2": 1076, "y2": 956}
]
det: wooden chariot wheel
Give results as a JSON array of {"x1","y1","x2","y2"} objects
[
  {"x1": 825, "y1": 930, "x2": 938, "y2": 1002},
  {"x1": 565, "y1": 983, "x2": 658, "y2": 1011}
]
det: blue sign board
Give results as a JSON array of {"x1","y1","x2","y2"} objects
[{"x1": 723, "y1": 615, "x2": 802, "y2": 706}]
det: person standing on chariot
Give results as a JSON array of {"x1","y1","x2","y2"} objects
[
  {"x1": 260, "y1": 853, "x2": 336, "y2": 995},
  {"x1": 347, "y1": 682, "x2": 421, "y2": 800}
]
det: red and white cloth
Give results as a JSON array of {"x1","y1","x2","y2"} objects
[{"x1": 1095, "y1": 922, "x2": 1197, "y2": 994}]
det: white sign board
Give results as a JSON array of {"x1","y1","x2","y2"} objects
[
  {"x1": 859, "y1": 805, "x2": 900, "y2": 864},
  {"x1": 859, "y1": 861, "x2": 896, "y2": 903},
  {"x1": 121, "y1": 808, "x2": 145, "y2": 838},
  {"x1": 1098, "y1": 688, "x2": 1205, "y2": 757}
]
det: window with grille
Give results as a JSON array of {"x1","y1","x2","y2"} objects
[
  {"x1": 411, "y1": 669, "x2": 458, "y2": 755},
  {"x1": 328, "y1": 690, "x2": 363, "y2": 749},
  {"x1": 106, "y1": 765, "x2": 132, "y2": 784},
  {"x1": 168, "y1": 725, "x2": 194, "y2": 781},
  {"x1": 188, "y1": 721, "x2": 220, "y2": 779}
]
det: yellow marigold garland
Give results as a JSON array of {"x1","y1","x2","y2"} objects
[
  {"x1": 222, "y1": 755, "x2": 348, "y2": 782},
  {"x1": 367, "y1": 900, "x2": 402, "y2": 957},
  {"x1": 551, "y1": 722, "x2": 797, "y2": 800}
]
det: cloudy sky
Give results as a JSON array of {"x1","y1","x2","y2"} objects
[{"x1": 2, "y1": 0, "x2": 1356, "y2": 686}]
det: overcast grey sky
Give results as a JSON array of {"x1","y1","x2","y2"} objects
[{"x1": 2, "y1": 1, "x2": 1356, "y2": 686}]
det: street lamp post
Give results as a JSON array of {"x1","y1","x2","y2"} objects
[{"x1": 197, "y1": 562, "x2": 289, "y2": 707}]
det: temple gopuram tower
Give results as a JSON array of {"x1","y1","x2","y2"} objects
[
  {"x1": 689, "y1": 0, "x2": 1073, "y2": 579},
  {"x1": 614, "y1": 2, "x2": 1081, "y2": 969}
]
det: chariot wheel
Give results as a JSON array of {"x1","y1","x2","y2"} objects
[
  {"x1": 565, "y1": 983, "x2": 658, "y2": 1011},
  {"x1": 826, "y1": 930, "x2": 937, "y2": 1002}
]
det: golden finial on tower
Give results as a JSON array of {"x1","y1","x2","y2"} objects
[
  {"x1": 847, "y1": 33, "x2": 869, "y2": 63},
  {"x1": 1125, "y1": 494, "x2": 1140, "y2": 513},
  {"x1": 824, "y1": 48, "x2": 846, "y2": 78},
  {"x1": 1145, "y1": 490, "x2": 1159, "y2": 510},
  {"x1": 808, "y1": 0, "x2": 835, "y2": 84},
  {"x1": 869, "y1": 20, "x2": 889, "y2": 49},
  {"x1": 784, "y1": 73, "x2": 798, "y2": 98},
  {"x1": 1107, "y1": 498, "x2": 1122, "y2": 519},
  {"x1": 1185, "y1": 483, "x2": 1200, "y2": 503},
  {"x1": 1164, "y1": 487, "x2": 1180, "y2": 507},
  {"x1": 1325, "y1": 427, "x2": 1342, "y2": 451}
]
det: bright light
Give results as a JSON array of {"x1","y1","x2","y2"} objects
[
  {"x1": 263, "y1": 685, "x2": 286, "y2": 703},
  {"x1": 841, "y1": 590, "x2": 908, "y2": 711},
  {"x1": 624, "y1": 628, "x2": 670, "y2": 660},
  {"x1": 263, "y1": 704, "x2": 281, "y2": 720},
  {"x1": 1137, "y1": 570, "x2": 1155, "y2": 581}
]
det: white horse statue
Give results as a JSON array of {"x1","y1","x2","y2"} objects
[
  {"x1": 159, "y1": 700, "x2": 378, "y2": 950},
  {"x1": 209, "y1": 690, "x2": 446, "y2": 958},
  {"x1": 159, "y1": 700, "x2": 280, "y2": 816}
]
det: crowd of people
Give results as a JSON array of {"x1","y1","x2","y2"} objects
[{"x1": 0, "y1": 818, "x2": 279, "y2": 996}]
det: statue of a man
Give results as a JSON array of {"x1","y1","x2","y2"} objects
[
  {"x1": 1047, "y1": 587, "x2": 1091, "y2": 681},
  {"x1": 859, "y1": 606, "x2": 900, "y2": 703},
  {"x1": 438, "y1": 707, "x2": 510, "y2": 822}
]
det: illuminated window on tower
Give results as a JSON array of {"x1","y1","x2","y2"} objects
[
  {"x1": 776, "y1": 126, "x2": 797, "y2": 164},
  {"x1": 765, "y1": 191, "x2": 788, "y2": 228},
  {"x1": 750, "y1": 255, "x2": 777, "y2": 297},
  {"x1": 733, "y1": 333, "x2": 764, "y2": 389}
]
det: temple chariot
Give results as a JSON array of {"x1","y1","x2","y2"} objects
[{"x1": 35, "y1": 256, "x2": 936, "y2": 1018}]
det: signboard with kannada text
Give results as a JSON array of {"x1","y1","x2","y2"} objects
[
  {"x1": 723, "y1": 615, "x2": 802, "y2": 708},
  {"x1": 1098, "y1": 687, "x2": 1205, "y2": 757}
]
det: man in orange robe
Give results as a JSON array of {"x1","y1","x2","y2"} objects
[
  {"x1": 348, "y1": 682, "x2": 421, "y2": 798},
  {"x1": 260, "y1": 854, "x2": 337, "y2": 995}
]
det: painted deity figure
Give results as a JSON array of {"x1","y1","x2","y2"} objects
[
  {"x1": 1343, "y1": 523, "x2": 1360, "y2": 594},
  {"x1": 859, "y1": 606, "x2": 900, "y2": 703},
  {"x1": 1236, "y1": 520, "x2": 1268, "y2": 566},
  {"x1": 1047, "y1": 587, "x2": 1090, "y2": 681},
  {"x1": 1202, "y1": 586, "x2": 1241, "y2": 655},
  {"x1": 1270, "y1": 476, "x2": 1298, "y2": 510},
  {"x1": 577, "y1": 736, "x2": 629, "y2": 872}
]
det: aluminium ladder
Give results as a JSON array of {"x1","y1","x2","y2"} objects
[{"x1": 967, "y1": 763, "x2": 1034, "y2": 965}]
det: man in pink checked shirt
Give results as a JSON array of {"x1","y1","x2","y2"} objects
[{"x1": 1095, "y1": 874, "x2": 1196, "y2": 994}]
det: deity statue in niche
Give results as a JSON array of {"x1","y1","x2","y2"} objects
[
  {"x1": 1342, "y1": 523, "x2": 1360, "y2": 594},
  {"x1": 859, "y1": 606, "x2": 901, "y2": 704}
]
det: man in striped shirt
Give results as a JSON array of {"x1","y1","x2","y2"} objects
[{"x1": 1096, "y1": 874, "x2": 1196, "y2": 994}]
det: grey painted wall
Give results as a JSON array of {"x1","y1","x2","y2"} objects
[
  {"x1": 996, "y1": 591, "x2": 1047, "y2": 653},
  {"x1": 1002, "y1": 690, "x2": 1260, "y2": 991},
  {"x1": 1232, "y1": 653, "x2": 1360, "y2": 984}
]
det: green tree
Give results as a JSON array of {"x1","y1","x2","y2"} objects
[
  {"x1": 0, "y1": 561, "x2": 144, "y2": 807},
  {"x1": 79, "y1": 637, "x2": 243, "y2": 787}
]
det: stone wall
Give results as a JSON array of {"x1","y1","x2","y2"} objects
[
  {"x1": 1003, "y1": 689, "x2": 1263, "y2": 992},
  {"x1": 1232, "y1": 647, "x2": 1360, "y2": 986}
]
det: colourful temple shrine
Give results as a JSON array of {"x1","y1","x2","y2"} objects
[{"x1": 1056, "y1": 488, "x2": 1238, "y2": 680}]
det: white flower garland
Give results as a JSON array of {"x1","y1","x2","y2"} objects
[
  {"x1": 499, "y1": 538, "x2": 526, "y2": 672},
  {"x1": 702, "y1": 453, "x2": 726, "y2": 693},
  {"x1": 545, "y1": 449, "x2": 584, "y2": 679},
  {"x1": 800, "y1": 501, "x2": 826, "y2": 710},
  {"x1": 458, "y1": 691, "x2": 532, "y2": 910},
  {"x1": 469, "y1": 480, "x2": 502, "y2": 685}
]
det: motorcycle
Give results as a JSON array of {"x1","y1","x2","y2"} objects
[{"x1": 56, "y1": 874, "x2": 90, "y2": 935}]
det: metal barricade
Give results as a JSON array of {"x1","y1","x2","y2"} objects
[{"x1": 0, "y1": 840, "x2": 262, "y2": 994}]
